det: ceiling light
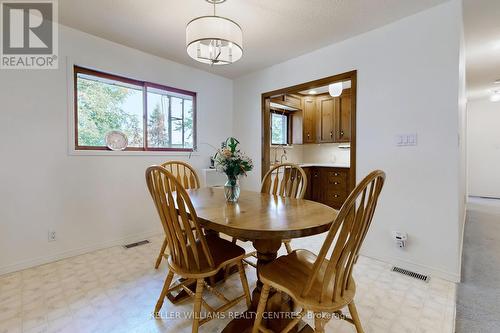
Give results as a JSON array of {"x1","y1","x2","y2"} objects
[
  {"x1": 186, "y1": 0, "x2": 243, "y2": 66},
  {"x1": 308, "y1": 90, "x2": 317, "y2": 95},
  {"x1": 490, "y1": 91, "x2": 500, "y2": 102},
  {"x1": 494, "y1": 79, "x2": 500, "y2": 85},
  {"x1": 328, "y1": 82, "x2": 343, "y2": 97}
]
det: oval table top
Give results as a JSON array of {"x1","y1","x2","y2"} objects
[{"x1": 186, "y1": 187, "x2": 338, "y2": 240}]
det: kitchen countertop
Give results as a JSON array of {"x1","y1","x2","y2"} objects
[
  {"x1": 270, "y1": 163, "x2": 350, "y2": 168},
  {"x1": 298, "y1": 163, "x2": 350, "y2": 168}
]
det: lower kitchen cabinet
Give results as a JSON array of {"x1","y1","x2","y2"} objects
[{"x1": 302, "y1": 166, "x2": 350, "y2": 210}]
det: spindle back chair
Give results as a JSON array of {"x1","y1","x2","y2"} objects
[
  {"x1": 252, "y1": 170, "x2": 386, "y2": 333},
  {"x1": 146, "y1": 166, "x2": 251, "y2": 333},
  {"x1": 155, "y1": 160, "x2": 200, "y2": 268}
]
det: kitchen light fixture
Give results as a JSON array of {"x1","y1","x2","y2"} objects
[
  {"x1": 329, "y1": 82, "x2": 343, "y2": 97},
  {"x1": 308, "y1": 90, "x2": 318, "y2": 95},
  {"x1": 186, "y1": 0, "x2": 243, "y2": 65},
  {"x1": 490, "y1": 91, "x2": 500, "y2": 102},
  {"x1": 494, "y1": 79, "x2": 500, "y2": 85}
]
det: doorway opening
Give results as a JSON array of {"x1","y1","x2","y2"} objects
[{"x1": 261, "y1": 70, "x2": 357, "y2": 209}]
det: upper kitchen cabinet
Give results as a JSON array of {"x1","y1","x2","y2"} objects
[
  {"x1": 317, "y1": 88, "x2": 351, "y2": 143},
  {"x1": 302, "y1": 96, "x2": 316, "y2": 143},
  {"x1": 270, "y1": 93, "x2": 302, "y2": 110},
  {"x1": 335, "y1": 89, "x2": 351, "y2": 142},
  {"x1": 317, "y1": 95, "x2": 336, "y2": 143}
]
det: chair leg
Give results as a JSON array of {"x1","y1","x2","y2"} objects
[
  {"x1": 348, "y1": 301, "x2": 364, "y2": 333},
  {"x1": 252, "y1": 284, "x2": 271, "y2": 333},
  {"x1": 237, "y1": 261, "x2": 252, "y2": 307},
  {"x1": 154, "y1": 270, "x2": 174, "y2": 315},
  {"x1": 192, "y1": 279, "x2": 205, "y2": 333},
  {"x1": 313, "y1": 312, "x2": 331, "y2": 333},
  {"x1": 283, "y1": 240, "x2": 292, "y2": 254},
  {"x1": 155, "y1": 237, "x2": 168, "y2": 269}
]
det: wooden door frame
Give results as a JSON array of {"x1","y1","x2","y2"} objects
[{"x1": 261, "y1": 70, "x2": 357, "y2": 192}]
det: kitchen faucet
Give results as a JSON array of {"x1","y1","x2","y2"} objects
[{"x1": 280, "y1": 148, "x2": 287, "y2": 163}]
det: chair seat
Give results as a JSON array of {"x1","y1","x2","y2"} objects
[
  {"x1": 259, "y1": 249, "x2": 356, "y2": 311},
  {"x1": 169, "y1": 234, "x2": 246, "y2": 276}
]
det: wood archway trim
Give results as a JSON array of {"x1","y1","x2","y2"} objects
[{"x1": 261, "y1": 70, "x2": 357, "y2": 193}]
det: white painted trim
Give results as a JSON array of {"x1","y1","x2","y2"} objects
[
  {"x1": 457, "y1": 208, "x2": 467, "y2": 283},
  {"x1": 361, "y1": 252, "x2": 461, "y2": 283},
  {"x1": 450, "y1": 292, "x2": 457, "y2": 333},
  {"x1": 0, "y1": 230, "x2": 163, "y2": 276},
  {"x1": 68, "y1": 150, "x2": 200, "y2": 157}
]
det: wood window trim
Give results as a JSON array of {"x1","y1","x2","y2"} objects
[{"x1": 73, "y1": 65, "x2": 197, "y2": 152}]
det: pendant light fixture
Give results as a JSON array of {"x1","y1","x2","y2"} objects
[
  {"x1": 329, "y1": 82, "x2": 343, "y2": 97},
  {"x1": 186, "y1": 0, "x2": 243, "y2": 65}
]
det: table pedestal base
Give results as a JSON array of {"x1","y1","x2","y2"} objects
[{"x1": 222, "y1": 239, "x2": 313, "y2": 333}]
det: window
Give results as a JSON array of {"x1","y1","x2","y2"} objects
[
  {"x1": 271, "y1": 112, "x2": 289, "y2": 145},
  {"x1": 74, "y1": 66, "x2": 196, "y2": 151}
]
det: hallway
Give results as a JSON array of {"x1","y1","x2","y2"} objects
[{"x1": 456, "y1": 197, "x2": 500, "y2": 332}]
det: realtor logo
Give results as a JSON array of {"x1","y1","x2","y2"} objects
[{"x1": 1, "y1": 0, "x2": 58, "y2": 69}]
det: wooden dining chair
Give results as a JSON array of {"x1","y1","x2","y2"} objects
[
  {"x1": 146, "y1": 166, "x2": 251, "y2": 333},
  {"x1": 234, "y1": 163, "x2": 307, "y2": 269},
  {"x1": 262, "y1": 163, "x2": 308, "y2": 253},
  {"x1": 154, "y1": 160, "x2": 201, "y2": 269},
  {"x1": 252, "y1": 170, "x2": 386, "y2": 333}
]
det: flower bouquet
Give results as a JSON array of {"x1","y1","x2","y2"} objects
[{"x1": 214, "y1": 137, "x2": 253, "y2": 202}]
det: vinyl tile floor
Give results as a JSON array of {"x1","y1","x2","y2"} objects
[{"x1": 0, "y1": 234, "x2": 456, "y2": 333}]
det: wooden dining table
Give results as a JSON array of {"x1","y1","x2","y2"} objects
[{"x1": 186, "y1": 187, "x2": 338, "y2": 333}]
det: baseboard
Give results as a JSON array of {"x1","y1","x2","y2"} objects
[
  {"x1": 457, "y1": 209, "x2": 467, "y2": 283},
  {"x1": 361, "y1": 253, "x2": 461, "y2": 283},
  {"x1": 0, "y1": 229, "x2": 163, "y2": 276}
]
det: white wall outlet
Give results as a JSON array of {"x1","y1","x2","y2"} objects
[
  {"x1": 48, "y1": 230, "x2": 56, "y2": 242},
  {"x1": 392, "y1": 231, "x2": 408, "y2": 248},
  {"x1": 395, "y1": 133, "x2": 418, "y2": 146}
]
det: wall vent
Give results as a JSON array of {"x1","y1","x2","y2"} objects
[
  {"x1": 123, "y1": 240, "x2": 150, "y2": 249},
  {"x1": 391, "y1": 266, "x2": 430, "y2": 282}
]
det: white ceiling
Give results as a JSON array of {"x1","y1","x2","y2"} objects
[
  {"x1": 59, "y1": 0, "x2": 449, "y2": 79},
  {"x1": 464, "y1": 0, "x2": 500, "y2": 101}
]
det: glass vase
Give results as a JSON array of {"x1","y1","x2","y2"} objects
[{"x1": 224, "y1": 176, "x2": 240, "y2": 203}]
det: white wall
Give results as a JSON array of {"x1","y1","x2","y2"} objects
[
  {"x1": 468, "y1": 98, "x2": 500, "y2": 198},
  {"x1": 0, "y1": 26, "x2": 233, "y2": 274},
  {"x1": 233, "y1": 0, "x2": 464, "y2": 281}
]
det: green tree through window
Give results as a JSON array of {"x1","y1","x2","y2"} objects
[{"x1": 75, "y1": 66, "x2": 196, "y2": 151}]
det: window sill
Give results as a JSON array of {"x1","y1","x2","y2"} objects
[
  {"x1": 270, "y1": 145, "x2": 294, "y2": 149},
  {"x1": 69, "y1": 149, "x2": 200, "y2": 157}
]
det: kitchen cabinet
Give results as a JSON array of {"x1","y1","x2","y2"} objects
[
  {"x1": 285, "y1": 89, "x2": 351, "y2": 145},
  {"x1": 284, "y1": 94, "x2": 302, "y2": 109},
  {"x1": 303, "y1": 166, "x2": 350, "y2": 210},
  {"x1": 317, "y1": 95, "x2": 336, "y2": 143},
  {"x1": 302, "y1": 97, "x2": 316, "y2": 144},
  {"x1": 316, "y1": 89, "x2": 351, "y2": 144},
  {"x1": 335, "y1": 89, "x2": 351, "y2": 142},
  {"x1": 271, "y1": 94, "x2": 302, "y2": 109}
]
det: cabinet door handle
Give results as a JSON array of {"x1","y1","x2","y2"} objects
[
  {"x1": 334, "y1": 181, "x2": 339, "y2": 185},
  {"x1": 340, "y1": 130, "x2": 344, "y2": 137},
  {"x1": 334, "y1": 173, "x2": 339, "y2": 176},
  {"x1": 333, "y1": 194, "x2": 339, "y2": 198},
  {"x1": 330, "y1": 131, "x2": 333, "y2": 137}
]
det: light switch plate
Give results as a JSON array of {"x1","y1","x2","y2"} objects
[{"x1": 396, "y1": 133, "x2": 418, "y2": 146}]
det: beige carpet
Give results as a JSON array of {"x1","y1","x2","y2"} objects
[{"x1": 456, "y1": 197, "x2": 500, "y2": 332}]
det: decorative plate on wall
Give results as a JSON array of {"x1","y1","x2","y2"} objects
[{"x1": 105, "y1": 131, "x2": 128, "y2": 151}]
